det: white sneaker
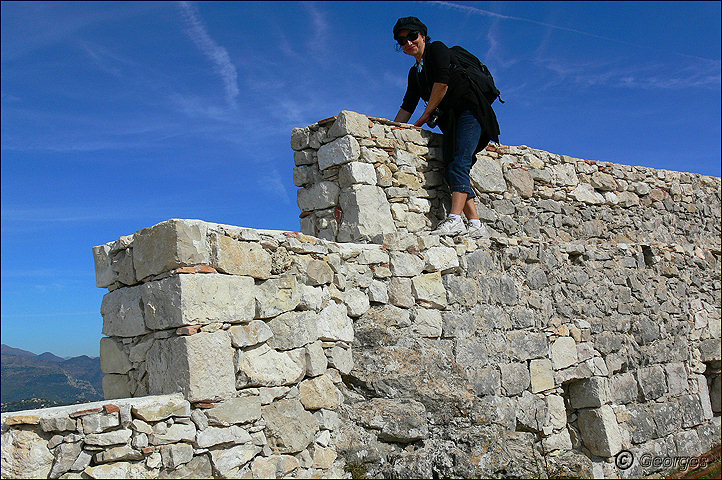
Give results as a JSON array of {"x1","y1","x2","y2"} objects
[
  {"x1": 467, "y1": 223, "x2": 490, "y2": 239},
  {"x1": 432, "y1": 216, "x2": 467, "y2": 236}
]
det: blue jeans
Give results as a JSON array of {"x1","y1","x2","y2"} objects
[{"x1": 445, "y1": 110, "x2": 482, "y2": 199}]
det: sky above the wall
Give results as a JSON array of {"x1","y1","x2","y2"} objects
[{"x1": 2, "y1": 1, "x2": 720, "y2": 357}]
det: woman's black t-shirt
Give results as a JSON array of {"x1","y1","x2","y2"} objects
[{"x1": 400, "y1": 41, "x2": 453, "y2": 113}]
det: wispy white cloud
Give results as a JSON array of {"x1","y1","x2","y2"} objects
[
  {"x1": 431, "y1": 1, "x2": 720, "y2": 62},
  {"x1": 77, "y1": 41, "x2": 137, "y2": 78},
  {"x1": 303, "y1": 2, "x2": 330, "y2": 61},
  {"x1": 178, "y1": 1, "x2": 240, "y2": 109},
  {"x1": 257, "y1": 168, "x2": 291, "y2": 206}
]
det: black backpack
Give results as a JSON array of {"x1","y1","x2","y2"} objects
[{"x1": 450, "y1": 45, "x2": 504, "y2": 105}]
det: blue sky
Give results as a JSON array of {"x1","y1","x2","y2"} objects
[{"x1": 2, "y1": 1, "x2": 720, "y2": 357}]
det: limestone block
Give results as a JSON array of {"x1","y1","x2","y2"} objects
[
  {"x1": 339, "y1": 161, "x2": 377, "y2": 187},
  {"x1": 508, "y1": 330, "x2": 548, "y2": 361},
  {"x1": 252, "y1": 455, "x2": 300, "y2": 479},
  {"x1": 128, "y1": 335, "x2": 155, "y2": 363},
  {"x1": 577, "y1": 405, "x2": 622, "y2": 457},
  {"x1": 546, "y1": 394, "x2": 567, "y2": 430},
  {"x1": 267, "y1": 310, "x2": 319, "y2": 350},
  {"x1": 93, "y1": 243, "x2": 116, "y2": 288},
  {"x1": 131, "y1": 395, "x2": 190, "y2": 422},
  {"x1": 143, "y1": 274, "x2": 255, "y2": 329},
  {"x1": 411, "y1": 272, "x2": 447, "y2": 309},
  {"x1": 637, "y1": 365, "x2": 667, "y2": 401},
  {"x1": 543, "y1": 429, "x2": 573, "y2": 452},
  {"x1": 101, "y1": 285, "x2": 148, "y2": 337},
  {"x1": 132, "y1": 219, "x2": 210, "y2": 281},
  {"x1": 195, "y1": 425, "x2": 253, "y2": 448},
  {"x1": 590, "y1": 171, "x2": 617, "y2": 191},
  {"x1": 347, "y1": 398, "x2": 428, "y2": 443},
  {"x1": 84, "y1": 429, "x2": 133, "y2": 446},
  {"x1": 305, "y1": 341, "x2": 328, "y2": 376},
  {"x1": 390, "y1": 252, "x2": 425, "y2": 278},
  {"x1": 516, "y1": 391, "x2": 549, "y2": 432},
  {"x1": 297, "y1": 181, "x2": 340, "y2": 212},
  {"x1": 551, "y1": 337, "x2": 578, "y2": 370},
  {"x1": 328, "y1": 110, "x2": 370, "y2": 139},
  {"x1": 570, "y1": 184, "x2": 605, "y2": 204},
  {"x1": 530, "y1": 358, "x2": 555, "y2": 393},
  {"x1": 549, "y1": 163, "x2": 579, "y2": 186},
  {"x1": 82, "y1": 413, "x2": 120, "y2": 434},
  {"x1": 664, "y1": 362, "x2": 689, "y2": 396},
  {"x1": 100, "y1": 337, "x2": 132, "y2": 374},
  {"x1": 345, "y1": 288, "x2": 370, "y2": 317},
  {"x1": 301, "y1": 259, "x2": 334, "y2": 286},
  {"x1": 501, "y1": 362, "x2": 531, "y2": 395},
  {"x1": 356, "y1": 247, "x2": 390, "y2": 265},
  {"x1": 317, "y1": 134, "x2": 360, "y2": 170},
  {"x1": 263, "y1": 398, "x2": 319, "y2": 454},
  {"x1": 569, "y1": 377, "x2": 610, "y2": 409},
  {"x1": 229, "y1": 320, "x2": 273, "y2": 348},
  {"x1": 505, "y1": 168, "x2": 534, "y2": 198},
  {"x1": 467, "y1": 366, "x2": 501, "y2": 396},
  {"x1": 206, "y1": 396, "x2": 262, "y2": 426},
  {"x1": 317, "y1": 302, "x2": 354, "y2": 343},
  {"x1": 94, "y1": 445, "x2": 143, "y2": 464},
  {"x1": 213, "y1": 235, "x2": 271, "y2": 279},
  {"x1": 609, "y1": 373, "x2": 638, "y2": 404},
  {"x1": 338, "y1": 184, "x2": 395, "y2": 242},
  {"x1": 0, "y1": 428, "x2": 54, "y2": 478},
  {"x1": 102, "y1": 374, "x2": 130, "y2": 400},
  {"x1": 424, "y1": 246, "x2": 459, "y2": 273},
  {"x1": 699, "y1": 338, "x2": 721, "y2": 362},
  {"x1": 39, "y1": 416, "x2": 77, "y2": 433},
  {"x1": 238, "y1": 344, "x2": 305, "y2": 387},
  {"x1": 617, "y1": 191, "x2": 640, "y2": 207},
  {"x1": 412, "y1": 308, "x2": 442, "y2": 337},
  {"x1": 146, "y1": 331, "x2": 236, "y2": 402},
  {"x1": 291, "y1": 126, "x2": 311, "y2": 150},
  {"x1": 389, "y1": 277, "x2": 414, "y2": 308},
  {"x1": 299, "y1": 374, "x2": 339, "y2": 410},
  {"x1": 148, "y1": 423, "x2": 196, "y2": 445},
  {"x1": 49, "y1": 441, "x2": 83, "y2": 477},
  {"x1": 159, "y1": 443, "x2": 194, "y2": 469},
  {"x1": 470, "y1": 156, "x2": 506, "y2": 193},
  {"x1": 210, "y1": 444, "x2": 261, "y2": 476},
  {"x1": 326, "y1": 344, "x2": 353, "y2": 374},
  {"x1": 368, "y1": 280, "x2": 389, "y2": 304},
  {"x1": 111, "y1": 247, "x2": 136, "y2": 286},
  {"x1": 256, "y1": 274, "x2": 301, "y2": 319},
  {"x1": 472, "y1": 395, "x2": 515, "y2": 430}
]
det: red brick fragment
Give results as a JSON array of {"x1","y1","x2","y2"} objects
[
  {"x1": 197, "y1": 264, "x2": 216, "y2": 273},
  {"x1": 194, "y1": 402, "x2": 215, "y2": 409},
  {"x1": 284, "y1": 231, "x2": 300, "y2": 238},
  {"x1": 103, "y1": 404, "x2": 120, "y2": 414},
  {"x1": 69, "y1": 407, "x2": 103, "y2": 418},
  {"x1": 142, "y1": 447, "x2": 156, "y2": 455},
  {"x1": 299, "y1": 211, "x2": 313, "y2": 218},
  {"x1": 176, "y1": 325, "x2": 202, "y2": 336},
  {"x1": 334, "y1": 207, "x2": 343, "y2": 223}
]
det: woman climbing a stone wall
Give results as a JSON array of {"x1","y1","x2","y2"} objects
[{"x1": 392, "y1": 16, "x2": 500, "y2": 238}]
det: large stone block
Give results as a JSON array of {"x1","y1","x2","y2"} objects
[
  {"x1": 237, "y1": 344, "x2": 305, "y2": 387},
  {"x1": 569, "y1": 377, "x2": 610, "y2": 409},
  {"x1": 339, "y1": 161, "x2": 377, "y2": 187},
  {"x1": 317, "y1": 134, "x2": 360, "y2": 170},
  {"x1": 637, "y1": 365, "x2": 667, "y2": 401},
  {"x1": 146, "y1": 331, "x2": 236, "y2": 401},
  {"x1": 101, "y1": 284, "x2": 148, "y2": 337},
  {"x1": 93, "y1": 243, "x2": 115, "y2": 288},
  {"x1": 142, "y1": 274, "x2": 255, "y2": 330},
  {"x1": 262, "y1": 398, "x2": 319, "y2": 454},
  {"x1": 530, "y1": 358, "x2": 555, "y2": 393},
  {"x1": 100, "y1": 337, "x2": 131, "y2": 374},
  {"x1": 297, "y1": 181, "x2": 340, "y2": 212},
  {"x1": 255, "y1": 274, "x2": 301, "y2": 319},
  {"x1": 102, "y1": 374, "x2": 130, "y2": 400},
  {"x1": 470, "y1": 156, "x2": 506, "y2": 193},
  {"x1": 551, "y1": 336, "x2": 578, "y2": 370},
  {"x1": 132, "y1": 219, "x2": 211, "y2": 280},
  {"x1": 338, "y1": 184, "x2": 395, "y2": 241},
  {"x1": 577, "y1": 405, "x2": 623, "y2": 457},
  {"x1": 213, "y1": 235, "x2": 271, "y2": 279},
  {"x1": 266, "y1": 310, "x2": 319, "y2": 350},
  {"x1": 206, "y1": 397, "x2": 262, "y2": 426},
  {"x1": 508, "y1": 330, "x2": 548, "y2": 361},
  {"x1": 0, "y1": 428, "x2": 55, "y2": 478},
  {"x1": 317, "y1": 302, "x2": 353, "y2": 343},
  {"x1": 411, "y1": 272, "x2": 448, "y2": 309},
  {"x1": 328, "y1": 110, "x2": 370, "y2": 139},
  {"x1": 299, "y1": 374, "x2": 339, "y2": 410}
]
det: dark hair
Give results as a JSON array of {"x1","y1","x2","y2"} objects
[{"x1": 394, "y1": 33, "x2": 430, "y2": 52}]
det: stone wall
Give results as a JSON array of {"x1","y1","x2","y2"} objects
[
  {"x1": 2, "y1": 111, "x2": 720, "y2": 479},
  {"x1": 292, "y1": 110, "x2": 720, "y2": 255}
]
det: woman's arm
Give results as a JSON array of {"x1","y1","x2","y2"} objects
[
  {"x1": 394, "y1": 108, "x2": 413, "y2": 123},
  {"x1": 414, "y1": 82, "x2": 448, "y2": 127}
]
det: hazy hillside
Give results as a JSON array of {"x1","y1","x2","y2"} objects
[{"x1": 1, "y1": 344, "x2": 103, "y2": 412}]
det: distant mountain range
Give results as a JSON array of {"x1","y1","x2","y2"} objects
[{"x1": 1, "y1": 344, "x2": 103, "y2": 412}]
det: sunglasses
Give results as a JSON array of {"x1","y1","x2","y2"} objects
[{"x1": 395, "y1": 31, "x2": 420, "y2": 46}]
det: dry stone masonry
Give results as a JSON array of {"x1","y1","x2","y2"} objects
[{"x1": 2, "y1": 110, "x2": 720, "y2": 479}]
